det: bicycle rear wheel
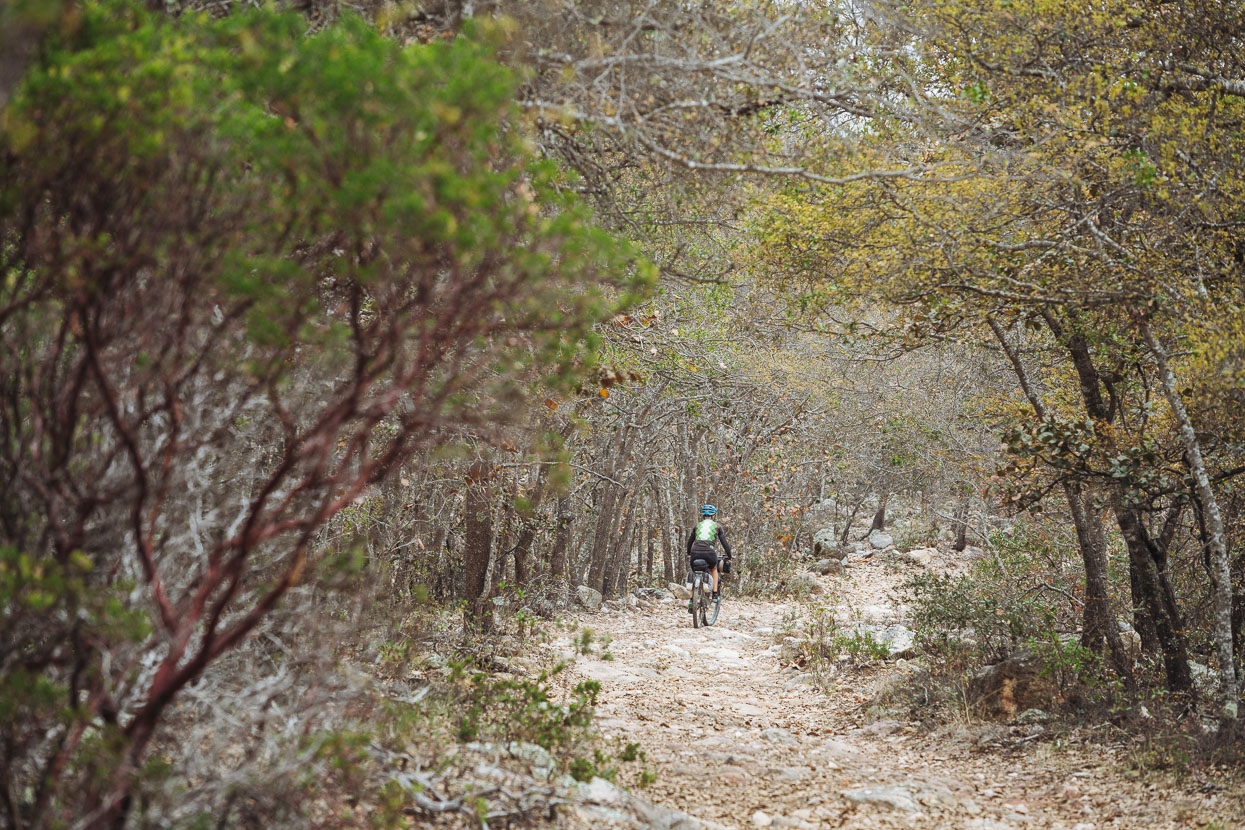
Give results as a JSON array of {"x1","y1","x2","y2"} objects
[{"x1": 690, "y1": 578, "x2": 703, "y2": 628}]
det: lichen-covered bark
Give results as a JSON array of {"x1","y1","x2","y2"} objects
[{"x1": 1142, "y1": 320, "x2": 1238, "y2": 723}]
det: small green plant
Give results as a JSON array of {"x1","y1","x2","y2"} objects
[
  {"x1": 568, "y1": 757, "x2": 595, "y2": 782},
  {"x1": 903, "y1": 520, "x2": 1084, "y2": 670},
  {"x1": 834, "y1": 627, "x2": 891, "y2": 663},
  {"x1": 453, "y1": 667, "x2": 600, "y2": 759},
  {"x1": 576, "y1": 628, "x2": 596, "y2": 656}
]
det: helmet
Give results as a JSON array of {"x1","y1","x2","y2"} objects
[{"x1": 700, "y1": 504, "x2": 717, "y2": 516}]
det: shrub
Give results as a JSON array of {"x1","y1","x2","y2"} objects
[
  {"x1": 0, "y1": 2, "x2": 649, "y2": 824},
  {"x1": 453, "y1": 665, "x2": 600, "y2": 760},
  {"x1": 904, "y1": 520, "x2": 1083, "y2": 670}
]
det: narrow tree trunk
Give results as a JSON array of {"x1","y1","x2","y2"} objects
[
  {"x1": 989, "y1": 315, "x2": 1133, "y2": 684},
  {"x1": 838, "y1": 491, "x2": 864, "y2": 546},
  {"x1": 1043, "y1": 310, "x2": 1189, "y2": 691},
  {"x1": 607, "y1": 492, "x2": 639, "y2": 598},
  {"x1": 866, "y1": 488, "x2": 889, "y2": 535},
  {"x1": 512, "y1": 466, "x2": 547, "y2": 590},
  {"x1": 951, "y1": 497, "x2": 970, "y2": 552},
  {"x1": 548, "y1": 494, "x2": 571, "y2": 602},
  {"x1": 660, "y1": 483, "x2": 675, "y2": 583},
  {"x1": 462, "y1": 461, "x2": 493, "y2": 632},
  {"x1": 429, "y1": 523, "x2": 449, "y2": 601},
  {"x1": 645, "y1": 493, "x2": 655, "y2": 579},
  {"x1": 1143, "y1": 320, "x2": 1238, "y2": 723},
  {"x1": 586, "y1": 425, "x2": 628, "y2": 589},
  {"x1": 601, "y1": 490, "x2": 633, "y2": 597}
]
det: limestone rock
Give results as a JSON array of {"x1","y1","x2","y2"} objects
[
  {"x1": 970, "y1": 650, "x2": 1058, "y2": 718},
  {"x1": 1189, "y1": 661, "x2": 1218, "y2": 694},
  {"x1": 668, "y1": 582, "x2": 692, "y2": 601},
  {"x1": 813, "y1": 528, "x2": 838, "y2": 558},
  {"x1": 506, "y1": 741, "x2": 555, "y2": 781},
  {"x1": 1117, "y1": 623, "x2": 1141, "y2": 659},
  {"x1": 903, "y1": 547, "x2": 937, "y2": 567},
  {"x1": 574, "y1": 776, "x2": 723, "y2": 829},
  {"x1": 841, "y1": 622, "x2": 918, "y2": 659},
  {"x1": 779, "y1": 636, "x2": 803, "y2": 663},
  {"x1": 760, "y1": 727, "x2": 799, "y2": 745},
  {"x1": 810, "y1": 558, "x2": 844, "y2": 576},
  {"x1": 868, "y1": 530, "x2": 894, "y2": 550},
  {"x1": 842, "y1": 785, "x2": 921, "y2": 812},
  {"x1": 575, "y1": 585, "x2": 603, "y2": 611}
]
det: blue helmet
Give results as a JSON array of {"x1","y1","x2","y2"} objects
[{"x1": 701, "y1": 504, "x2": 717, "y2": 516}]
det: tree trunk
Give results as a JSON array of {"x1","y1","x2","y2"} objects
[
  {"x1": 951, "y1": 497, "x2": 970, "y2": 552},
  {"x1": 606, "y1": 492, "x2": 639, "y2": 598},
  {"x1": 601, "y1": 489, "x2": 631, "y2": 597},
  {"x1": 462, "y1": 461, "x2": 493, "y2": 632},
  {"x1": 512, "y1": 465, "x2": 547, "y2": 590},
  {"x1": 838, "y1": 490, "x2": 865, "y2": 546},
  {"x1": 586, "y1": 424, "x2": 628, "y2": 589},
  {"x1": 866, "y1": 488, "x2": 889, "y2": 535},
  {"x1": 1143, "y1": 320, "x2": 1238, "y2": 723},
  {"x1": 1043, "y1": 310, "x2": 1191, "y2": 692},
  {"x1": 548, "y1": 494, "x2": 572, "y2": 602},
  {"x1": 660, "y1": 482, "x2": 676, "y2": 583},
  {"x1": 988, "y1": 315, "x2": 1133, "y2": 684},
  {"x1": 645, "y1": 493, "x2": 655, "y2": 579}
]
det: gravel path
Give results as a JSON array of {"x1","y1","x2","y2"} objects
[{"x1": 549, "y1": 555, "x2": 1244, "y2": 829}]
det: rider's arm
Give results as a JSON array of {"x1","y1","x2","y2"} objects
[
  {"x1": 686, "y1": 528, "x2": 695, "y2": 557},
  {"x1": 717, "y1": 526, "x2": 732, "y2": 557}
]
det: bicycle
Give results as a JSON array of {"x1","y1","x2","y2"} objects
[{"x1": 687, "y1": 555, "x2": 730, "y2": 628}]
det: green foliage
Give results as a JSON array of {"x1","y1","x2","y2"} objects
[
  {"x1": 904, "y1": 522, "x2": 1082, "y2": 667},
  {"x1": 0, "y1": 1, "x2": 653, "y2": 822},
  {"x1": 0, "y1": 547, "x2": 164, "y2": 823},
  {"x1": 454, "y1": 666, "x2": 600, "y2": 758},
  {"x1": 3, "y1": 0, "x2": 652, "y2": 423},
  {"x1": 793, "y1": 600, "x2": 891, "y2": 678}
]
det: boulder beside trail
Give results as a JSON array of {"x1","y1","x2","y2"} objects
[
  {"x1": 811, "y1": 558, "x2": 844, "y2": 576},
  {"x1": 668, "y1": 582, "x2": 692, "y2": 600},
  {"x1": 868, "y1": 530, "x2": 894, "y2": 550},
  {"x1": 575, "y1": 585, "x2": 603, "y2": 611},
  {"x1": 813, "y1": 528, "x2": 846, "y2": 559},
  {"x1": 903, "y1": 547, "x2": 937, "y2": 567},
  {"x1": 842, "y1": 622, "x2": 918, "y2": 659},
  {"x1": 969, "y1": 650, "x2": 1058, "y2": 718}
]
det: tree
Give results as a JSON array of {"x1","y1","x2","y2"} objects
[
  {"x1": 751, "y1": 0, "x2": 1245, "y2": 718},
  {"x1": 0, "y1": 4, "x2": 650, "y2": 825}
]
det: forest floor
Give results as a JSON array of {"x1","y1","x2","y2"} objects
[{"x1": 544, "y1": 553, "x2": 1245, "y2": 830}]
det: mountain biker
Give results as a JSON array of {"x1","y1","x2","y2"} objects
[{"x1": 687, "y1": 504, "x2": 732, "y2": 604}]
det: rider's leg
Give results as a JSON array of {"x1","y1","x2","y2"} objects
[{"x1": 711, "y1": 564, "x2": 720, "y2": 595}]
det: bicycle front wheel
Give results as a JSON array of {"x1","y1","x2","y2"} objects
[{"x1": 703, "y1": 592, "x2": 720, "y2": 626}]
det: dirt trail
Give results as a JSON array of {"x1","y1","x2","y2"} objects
[{"x1": 551, "y1": 556, "x2": 1241, "y2": 830}]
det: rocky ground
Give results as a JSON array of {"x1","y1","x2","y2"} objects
[{"x1": 536, "y1": 548, "x2": 1245, "y2": 829}]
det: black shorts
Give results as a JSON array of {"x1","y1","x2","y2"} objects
[{"x1": 689, "y1": 553, "x2": 718, "y2": 571}]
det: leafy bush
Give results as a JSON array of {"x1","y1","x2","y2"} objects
[
  {"x1": 738, "y1": 547, "x2": 805, "y2": 597},
  {"x1": 0, "y1": 1, "x2": 649, "y2": 824},
  {"x1": 904, "y1": 520, "x2": 1084, "y2": 669},
  {"x1": 453, "y1": 664, "x2": 600, "y2": 760}
]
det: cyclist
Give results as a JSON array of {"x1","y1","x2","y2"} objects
[{"x1": 687, "y1": 504, "x2": 732, "y2": 605}]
